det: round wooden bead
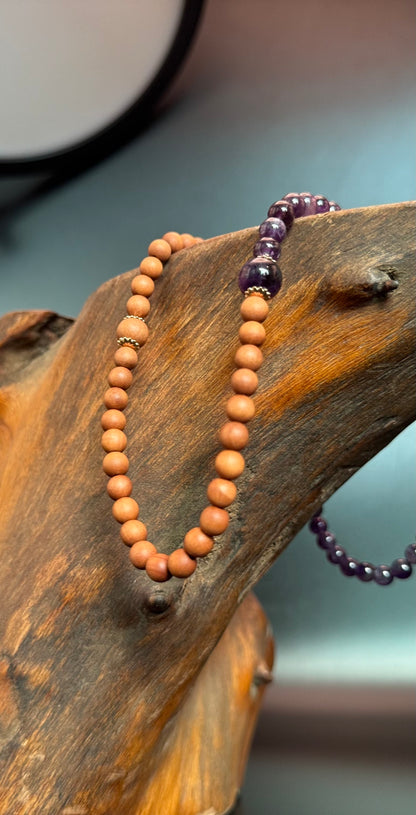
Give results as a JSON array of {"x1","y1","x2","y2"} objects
[
  {"x1": 200, "y1": 506, "x2": 229, "y2": 536},
  {"x1": 126, "y1": 294, "x2": 151, "y2": 318},
  {"x1": 234, "y1": 344, "x2": 263, "y2": 371},
  {"x1": 231, "y1": 368, "x2": 258, "y2": 395},
  {"x1": 103, "y1": 451, "x2": 129, "y2": 476},
  {"x1": 131, "y1": 274, "x2": 155, "y2": 296},
  {"x1": 114, "y1": 346, "x2": 138, "y2": 369},
  {"x1": 139, "y1": 256, "x2": 164, "y2": 279},
  {"x1": 104, "y1": 387, "x2": 128, "y2": 410},
  {"x1": 181, "y1": 233, "x2": 196, "y2": 248},
  {"x1": 116, "y1": 318, "x2": 149, "y2": 346},
  {"x1": 120, "y1": 519, "x2": 147, "y2": 545},
  {"x1": 107, "y1": 474, "x2": 132, "y2": 499},
  {"x1": 112, "y1": 497, "x2": 139, "y2": 523},
  {"x1": 219, "y1": 421, "x2": 249, "y2": 450},
  {"x1": 168, "y1": 548, "x2": 197, "y2": 578},
  {"x1": 207, "y1": 478, "x2": 237, "y2": 508},
  {"x1": 215, "y1": 450, "x2": 245, "y2": 480},
  {"x1": 162, "y1": 231, "x2": 184, "y2": 252},
  {"x1": 101, "y1": 409, "x2": 126, "y2": 431},
  {"x1": 108, "y1": 366, "x2": 133, "y2": 389},
  {"x1": 239, "y1": 321, "x2": 266, "y2": 346},
  {"x1": 240, "y1": 296, "x2": 269, "y2": 322},
  {"x1": 226, "y1": 394, "x2": 255, "y2": 422},
  {"x1": 101, "y1": 428, "x2": 127, "y2": 452},
  {"x1": 184, "y1": 527, "x2": 214, "y2": 557},
  {"x1": 130, "y1": 540, "x2": 157, "y2": 569},
  {"x1": 148, "y1": 239, "x2": 172, "y2": 262},
  {"x1": 146, "y1": 553, "x2": 171, "y2": 582},
  {"x1": 113, "y1": 498, "x2": 139, "y2": 524}
]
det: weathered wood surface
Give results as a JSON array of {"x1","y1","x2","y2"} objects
[{"x1": 0, "y1": 202, "x2": 415, "y2": 814}]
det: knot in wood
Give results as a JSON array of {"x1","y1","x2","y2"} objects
[{"x1": 144, "y1": 588, "x2": 173, "y2": 615}]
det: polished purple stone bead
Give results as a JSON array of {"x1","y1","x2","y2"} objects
[
  {"x1": 267, "y1": 200, "x2": 295, "y2": 229},
  {"x1": 259, "y1": 217, "x2": 287, "y2": 243},
  {"x1": 309, "y1": 515, "x2": 327, "y2": 534},
  {"x1": 253, "y1": 237, "x2": 281, "y2": 261},
  {"x1": 340, "y1": 555, "x2": 360, "y2": 577},
  {"x1": 283, "y1": 193, "x2": 306, "y2": 219},
  {"x1": 238, "y1": 256, "x2": 282, "y2": 298},
  {"x1": 314, "y1": 194, "x2": 330, "y2": 215},
  {"x1": 299, "y1": 192, "x2": 317, "y2": 216},
  {"x1": 391, "y1": 558, "x2": 412, "y2": 579},
  {"x1": 405, "y1": 543, "x2": 416, "y2": 564},
  {"x1": 374, "y1": 565, "x2": 393, "y2": 585},
  {"x1": 327, "y1": 544, "x2": 345, "y2": 564},
  {"x1": 329, "y1": 201, "x2": 341, "y2": 212},
  {"x1": 356, "y1": 561, "x2": 375, "y2": 582},
  {"x1": 317, "y1": 531, "x2": 336, "y2": 551}
]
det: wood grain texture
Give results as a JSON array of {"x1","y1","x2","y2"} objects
[{"x1": 0, "y1": 203, "x2": 415, "y2": 814}]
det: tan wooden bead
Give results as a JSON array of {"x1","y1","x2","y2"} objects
[
  {"x1": 101, "y1": 428, "x2": 127, "y2": 452},
  {"x1": 139, "y1": 256, "x2": 164, "y2": 279},
  {"x1": 240, "y1": 296, "x2": 269, "y2": 322},
  {"x1": 239, "y1": 320, "x2": 266, "y2": 346},
  {"x1": 215, "y1": 450, "x2": 245, "y2": 480},
  {"x1": 226, "y1": 394, "x2": 255, "y2": 422},
  {"x1": 231, "y1": 368, "x2": 258, "y2": 395},
  {"x1": 162, "y1": 231, "x2": 184, "y2": 252},
  {"x1": 126, "y1": 294, "x2": 151, "y2": 318},
  {"x1": 114, "y1": 346, "x2": 138, "y2": 369},
  {"x1": 180, "y1": 233, "x2": 195, "y2": 248},
  {"x1": 184, "y1": 527, "x2": 214, "y2": 558},
  {"x1": 148, "y1": 239, "x2": 172, "y2": 262},
  {"x1": 108, "y1": 366, "x2": 133, "y2": 389},
  {"x1": 130, "y1": 540, "x2": 157, "y2": 569},
  {"x1": 103, "y1": 451, "x2": 129, "y2": 476},
  {"x1": 146, "y1": 553, "x2": 171, "y2": 582},
  {"x1": 207, "y1": 478, "x2": 237, "y2": 508},
  {"x1": 193, "y1": 237, "x2": 204, "y2": 244},
  {"x1": 120, "y1": 519, "x2": 147, "y2": 545},
  {"x1": 104, "y1": 387, "x2": 128, "y2": 410},
  {"x1": 219, "y1": 421, "x2": 249, "y2": 450},
  {"x1": 107, "y1": 474, "x2": 132, "y2": 500},
  {"x1": 101, "y1": 409, "x2": 126, "y2": 431},
  {"x1": 168, "y1": 548, "x2": 197, "y2": 578},
  {"x1": 200, "y1": 506, "x2": 229, "y2": 536},
  {"x1": 112, "y1": 497, "x2": 139, "y2": 523},
  {"x1": 131, "y1": 274, "x2": 155, "y2": 296},
  {"x1": 117, "y1": 318, "x2": 149, "y2": 346},
  {"x1": 234, "y1": 344, "x2": 264, "y2": 370}
]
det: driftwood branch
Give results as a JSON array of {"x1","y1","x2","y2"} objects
[{"x1": 0, "y1": 203, "x2": 415, "y2": 814}]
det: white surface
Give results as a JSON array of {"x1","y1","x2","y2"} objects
[{"x1": 0, "y1": 0, "x2": 184, "y2": 157}]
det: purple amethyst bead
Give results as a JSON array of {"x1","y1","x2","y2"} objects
[
  {"x1": 374, "y1": 565, "x2": 393, "y2": 585},
  {"x1": 309, "y1": 515, "x2": 327, "y2": 534},
  {"x1": 340, "y1": 555, "x2": 360, "y2": 577},
  {"x1": 259, "y1": 217, "x2": 286, "y2": 243},
  {"x1": 329, "y1": 201, "x2": 341, "y2": 212},
  {"x1": 238, "y1": 256, "x2": 282, "y2": 298},
  {"x1": 405, "y1": 543, "x2": 416, "y2": 564},
  {"x1": 327, "y1": 544, "x2": 345, "y2": 564},
  {"x1": 391, "y1": 558, "x2": 412, "y2": 579},
  {"x1": 356, "y1": 562, "x2": 375, "y2": 582},
  {"x1": 299, "y1": 192, "x2": 317, "y2": 216},
  {"x1": 317, "y1": 531, "x2": 336, "y2": 550},
  {"x1": 283, "y1": 193, "x2": 306, "y2": 219},
  {"x1": 267, "y1": 200, "x2": 295, "y2": 229},
  {"x1": 253, "y1": 237, "x2": 281, "y2": 261},
  {"x1": 314, "y1": 194, "x2": 330, "y2": 215}
]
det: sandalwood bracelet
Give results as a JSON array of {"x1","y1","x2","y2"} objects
[{"x1": 102, "y1": 193, "x2": 414, "y2": 585}]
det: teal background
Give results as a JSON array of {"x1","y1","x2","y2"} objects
[{"x1": 1, "y1": 0, "x2": 415, "y2": 686}]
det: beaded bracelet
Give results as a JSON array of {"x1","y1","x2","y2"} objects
[{"x1": 101, "y1": 193, "x2": 414, "y2": 585}]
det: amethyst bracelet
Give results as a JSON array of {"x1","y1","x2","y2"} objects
[{"x1": 237, "y1": 190, "x2": 413, "y2": 586}]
